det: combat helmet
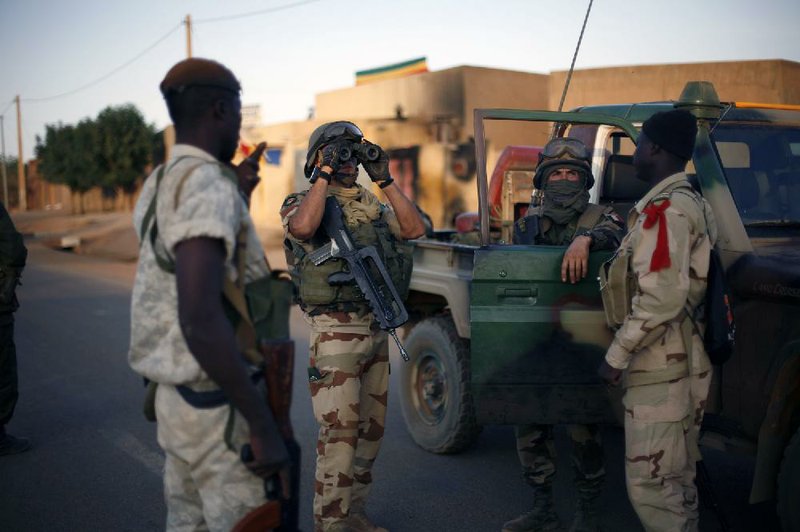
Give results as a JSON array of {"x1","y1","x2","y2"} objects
[
  {"x1": 533, "y1": 137, "x2": 594, "y2": 190},
  {"x1": 304, "y1": 121, "x2": 364, "y2": 178}
]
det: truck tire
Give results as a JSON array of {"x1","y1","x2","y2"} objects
[
  {"x1": 778, "y1": 426, "x2": 800, "y2": 531},
  {"x1": 399, "y1": 316, "x2": 481, "y2": 454}
]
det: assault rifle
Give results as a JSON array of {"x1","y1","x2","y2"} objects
[{"x1": 308, "y1": 196, "x2": 410, "y2": 361}]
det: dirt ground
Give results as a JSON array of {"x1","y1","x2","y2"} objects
[{"x1": 12, "y1": 209, "x2": 289, "y2": 269}]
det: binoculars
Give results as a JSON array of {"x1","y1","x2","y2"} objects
[{"x1": 335, "y1": 141, "x2": 380, "y2": 163}]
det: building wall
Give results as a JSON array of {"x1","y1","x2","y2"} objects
[
  {"x1": 548, "y1": 59, "x2": 800, "y2": 112},
  {"x1": 315, "y1": 68, "x2": 465, "y2": 123}
]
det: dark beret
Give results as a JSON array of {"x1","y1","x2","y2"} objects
[
  {"x1": 642, "y1": 109, "x2": 698, "y2": 161},
  {"x1": 159, "y1": 58, "x2": 241, "y2": 97}
]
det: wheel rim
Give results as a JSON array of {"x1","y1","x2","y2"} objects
[{"x1": 411, "y1": 349, "x2": 447, "y2": 425}]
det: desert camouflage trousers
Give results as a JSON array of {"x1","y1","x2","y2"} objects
[
  {"x1": 622, "y1": 370, "x2": 712, "y2": 532},
  {"x1": 155, "y1": 383, "x2": 265, "y2": 532},
  {"x1": 515, "y1": 423, "x2": 606, "y2": 496},
  {"x1": 306, "y1": 311, "x2": 389, "y2": 531}
]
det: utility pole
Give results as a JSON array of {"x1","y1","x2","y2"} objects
[
  {"x1": 185, "y1": 14, "x2": 192, "y2": 58},
  {"x1": 0, "y1": 115, "x2": 8, "y2": 205},
  {"x1": 15, "y1": 95, "x2": 26, "y2": 212}
]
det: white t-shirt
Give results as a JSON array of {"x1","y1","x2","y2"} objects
[{"x1": 128, "y1": 144, "x2": 269, "y2": 386}]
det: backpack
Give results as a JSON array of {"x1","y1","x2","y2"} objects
[{"x1": 674, "y1": 186, "x2": 735, "y2": 365}]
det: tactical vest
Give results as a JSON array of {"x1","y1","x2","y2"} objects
[
  {"x1": 513, "y1": 203, "x2": 608, "y2": 245},
  {"x1": 285, "y1": 195, "x2": 413, "y2": 308}
]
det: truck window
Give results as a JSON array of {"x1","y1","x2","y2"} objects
[{"x1": 712, "y1": 124, "x2": 800, "y2": 225}]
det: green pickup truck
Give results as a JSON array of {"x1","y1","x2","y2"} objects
[{"x1": 400, "y1": 81, "x2": 800, "y2": 529}]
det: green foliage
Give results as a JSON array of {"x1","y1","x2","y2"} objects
[
  {"x1": 95, "y1": 105, "x2": 155, "y2": 194},
  {"x1": 36, "y1": 121, "x2": 98, "y2": 193},
  {"x1": 35, "y1": 104, "x2": 157, "y2": 197}
]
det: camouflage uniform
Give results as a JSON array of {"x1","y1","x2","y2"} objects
[
  {"x1": 130, "y1": 145, "x2": 269, "y2": 531},
  {"x1": 282, "y1": 185, "x2": 403, "y2": 532},
  {"x1": 604, "y1": 172, "x2": 715, "y2": 532},
  {"x1": 510, "y1": 205, "x2": 624, "y2": 531}
]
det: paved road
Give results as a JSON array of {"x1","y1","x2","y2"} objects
[{"x1": 0, "y1": 243, "x2": 780, "y2": 531}]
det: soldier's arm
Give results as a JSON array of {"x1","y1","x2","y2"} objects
[
  {"x1": 605, "y1": 207, "x2": 693, "y2": 369},
  {"x1": 588, "y1": 208, "x2": 626, "y2": 252},
  {"x1": 288, "y1": 179, "x2": 329, "y2": 241},
  {"x1": 174, "y1": 236, "x2": 289, "y2": 476},
  {"x1": 380, "y1": 182, "x2": 426, "y2": 239},
  {"x1": 562, "y1": 208, "x2": 626, "y2": 284},
  {"x1": 0, "y1": 203, "x2": 27, "y2": 269}
]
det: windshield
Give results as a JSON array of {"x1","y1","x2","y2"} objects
[{"x1": 711, "y1": 122, "x2": 800, "y2": 226}]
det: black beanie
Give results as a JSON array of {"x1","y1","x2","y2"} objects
[{"x1": 642, "y1": 109, "x2": 698, "y2": 161}]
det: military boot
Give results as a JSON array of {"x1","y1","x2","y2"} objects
[
  {"x1": 568, "y1": 481, "x2": 601, "y2": 532},
  {"x1": 501, "y1": 484, "x2": 559, "y2": 532},
  {"x1": 346, "y1": 512, "x2": 388, "y2": 532}
]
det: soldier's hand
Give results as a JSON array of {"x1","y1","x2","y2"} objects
[
  {"x1": 318, "y1": 143, "x2": 343, "y2": 174},
  {"x1": 234, "y1": 142, "x2": 266, "y2": 201},
  {"x1": 242, "y1": 430, "x2": 290, "y2": 482},
  {"x1": 597, "y1": 359, "x2": 623, "y2": 387},
  {"x1": 561, "y1": 235, "x2": 591, "y2": 284},
  {"x1": 362, "y1": 141, "x2": 391, "y2": 183}
]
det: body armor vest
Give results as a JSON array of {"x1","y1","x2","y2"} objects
[{"x1": 286, "y1": 197, "x2": 413, "y2": 308}]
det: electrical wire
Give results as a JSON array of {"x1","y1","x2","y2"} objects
[
  {"x1": 194, "y1": 0, "x2": 322, "y2": 24},
  {"x1": 0, "y1": 100, "x2": 13, "y2": 118},
  {"x1": 23, "y1": 23, "x2": 183, "y2": 103}
]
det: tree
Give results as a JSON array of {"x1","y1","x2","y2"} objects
[
  {"x1": 36, "y1": 120, "x2": 101, "y2": 213},
  {"x1": 35, "y1": 104, "x2": 156, "y2": 212},
  {"x1": 95, "y1": 105, "x2": 155, "y2": 209},
  {"x1": 0, "y1": 155, "x2": 19, "y2": 208}
]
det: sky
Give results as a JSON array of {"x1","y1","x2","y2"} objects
[{"x1": 1, "y1": 0, "x2": 798, "y2": 161}]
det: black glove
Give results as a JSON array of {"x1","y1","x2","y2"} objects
[
  {"x1": 362, "y1": 143, "x2": 391, "y2": 183},
  {"x1": 319, "y1": 143, "x2": 343, "y2": 173}
]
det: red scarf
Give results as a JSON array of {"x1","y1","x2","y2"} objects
[{"x1": 642, "y1": 199, "x2": 671, "y2": 272}]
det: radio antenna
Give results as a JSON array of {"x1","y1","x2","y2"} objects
[{"x1": 556, "y1": 0, "x2": 594, "y2": 113}]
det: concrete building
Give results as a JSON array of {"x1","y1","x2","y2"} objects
[{"x1": 244, "y1": 59, "x2": 800, "y2": 243}]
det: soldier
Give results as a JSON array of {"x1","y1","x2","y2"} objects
[
  {"x1": 128, "y1": 58, "x2": 289, "y2": 531},
  {"x1": 281, "y1": 121, "x2": 425, "y2": 532},
  {"x1": 505, "y1": 138, "x2": 625, "y2": 532},
  {"x1": 598, "y1": 109, "x2": 715, "y2": 531},
  {"x1": 0, "y1": 202, "x2": 28, "y2": 456}
]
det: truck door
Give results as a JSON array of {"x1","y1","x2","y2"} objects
[{"x1": 469, "y1": 110, "x2": 639, "y2": 426}]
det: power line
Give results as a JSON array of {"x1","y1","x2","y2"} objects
[
  {"x1": 194, "y1": 0, "x2": 322, "y2": 24},
  {"x1": 23, "y1": 22, "x2": 183, "y2": 103},
  {"x1": 0, "y1": 100, "x2": 13, "y2": 118},
  {"x1": 9, "y1": 1, "x2": 322, "y2": 107}
]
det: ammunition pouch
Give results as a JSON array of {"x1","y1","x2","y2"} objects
[{"x1": 599, "y1": 246, "x2": 637, "y2": 329}]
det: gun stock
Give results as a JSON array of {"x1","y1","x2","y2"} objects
[
  {"x1": 319, "y1": 196, "x2": 410, "y2": 360},
  {"x1": 261, "y1": 339, "x2": 301, "y2": 531}
]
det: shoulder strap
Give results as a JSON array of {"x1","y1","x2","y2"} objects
[
  {"x1": 140, "y1": 156, "x2": 225, "y2": 273},
  {"x1": 139, "y1": 164, "x2": 165, "y2": 244},
  {"x1": 668, "y1": 185, "x2": 712, "y2": 240}
]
